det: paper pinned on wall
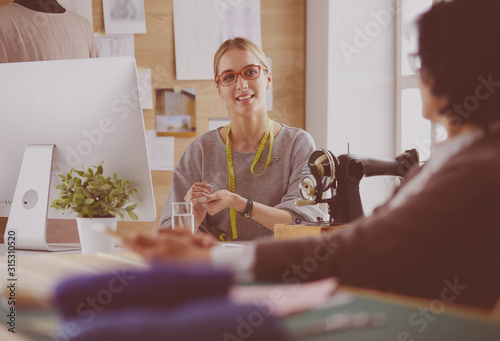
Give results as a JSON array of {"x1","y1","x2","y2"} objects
[
  {"x1": 172, "y1": 0, "x2": 262, "y2": 80},
  {"x1": 146, "y1": 131, "x2": 174, "y2": 171},
  {"x1": 102, "y1": 0, "x2": 147, "y2": 34},
  {"x1": 137, "y1": 68, "x2": 153, "y2": 110},
  {"x1": 219, "y1": 0, "x2": 262, "y2": 47},
  {"x1": 60, "y1": 0, "x2": 93, "y2": 25},
  {"x1": 95, "y1": 33, "x2": 135, "y2": 58},
  {"x1": 209, "y1": 118, "x2": 230, "y2": 131},
  {"x1": 266, "y1": 57, "x2": 273, "y2": 111}
]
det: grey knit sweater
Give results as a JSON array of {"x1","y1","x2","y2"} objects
[{"x1": 160, "y1": 124, "x2": 327, "y2": 241}]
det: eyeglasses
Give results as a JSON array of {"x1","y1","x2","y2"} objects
[
  {"x1": 408, "y1": 52, "x2": 421, "y2": 74},
  {"x1": 216, "y1": 65, "x2": 265, "y2": 87}
]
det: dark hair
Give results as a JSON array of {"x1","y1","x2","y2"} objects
[{"x1": 417, "y1": 0, "x2": 500, "y2": 129}]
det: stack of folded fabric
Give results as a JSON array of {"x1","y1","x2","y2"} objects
[{"x1": 52, "y1": 262, "x2": 287, "y2": 341}]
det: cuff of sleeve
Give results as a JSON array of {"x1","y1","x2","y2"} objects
[{"x1": 210, "y1": 243, "x2": 256, "y2": 283}]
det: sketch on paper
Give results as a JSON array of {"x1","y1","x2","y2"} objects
[
  {"x1": 137, "y1": 69, "x2": 153, "y2": 110},
  {"x1": 146, "y1": 131, "x2": 174, "y2": 171},
  {"x1": 173, "y1": 0, "x2": 262, "y2": 80},
  {"x1": 155, "y1": 88, "x2": 196, "y2": 137},
  {"x1": 102, "y1": 0, "x2": 147, "y2": 34},
  {"x1": 95, "y1": 34, "x2": 135, "y2": 58}
]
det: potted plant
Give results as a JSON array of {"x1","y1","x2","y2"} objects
[{"x1": 51, "y1": 162, "x2": 139, "y2": 254}]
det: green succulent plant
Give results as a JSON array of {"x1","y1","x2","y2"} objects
[{"x1": 50, "y1": 163, "x2": 139, "y2": 220}]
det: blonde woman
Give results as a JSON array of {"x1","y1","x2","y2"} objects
[{"x1": 159, "y1": 37, "x2": 326, "y2": 241}]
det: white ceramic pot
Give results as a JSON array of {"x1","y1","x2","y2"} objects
[{"x1": 76, "y1": 216, "x2": 118, "y2": 254}]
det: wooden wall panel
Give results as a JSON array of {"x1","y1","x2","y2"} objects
[{"x1": 0, "y1": 0, "x2": 306, "y2": 240}]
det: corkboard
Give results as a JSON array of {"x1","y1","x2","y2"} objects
[{"x1": 0, "y1": 0, "x2": 306, "y2": 241}]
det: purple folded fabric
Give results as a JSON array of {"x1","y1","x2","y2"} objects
[
  {"x1": 53, "y1": 262, "x2": 233, "y2": 320},
  {"x1": 56, "y1": 297, "x2": 288, "y2": 341}
]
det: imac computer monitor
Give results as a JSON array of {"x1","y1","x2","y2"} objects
[{"x1": 0, "y1": 57, "x2": 156, "y2": 251}]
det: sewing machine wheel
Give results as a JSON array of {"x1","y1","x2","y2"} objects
[
  {"x1": 297, "y1": 149, "x2": 339, "y2": 206},
  {"x1": 299, "y1": 176, "x2": 316, "y2": 200},
  {"x1": 309, "y1": 149, "x2": 338, "y2": 192}
]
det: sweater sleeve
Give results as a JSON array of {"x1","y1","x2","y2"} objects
[{"x1": 274, "y1": 130, "x2": 328, "y2": 223}]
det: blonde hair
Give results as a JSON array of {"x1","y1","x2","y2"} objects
[{"x1": 213, "y1": 37, "x2": 269, "y2": 83}]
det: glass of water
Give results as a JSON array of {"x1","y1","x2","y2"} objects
[{"x1": 172, "y1": 202, "x2": 194, "y2": 234}]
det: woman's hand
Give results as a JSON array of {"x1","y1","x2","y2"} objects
[
  {"x1": 201, "y1": 191, "x2": 294, "y2": 231},
  {"x1": 184, "y1": 182, "x2": 213, "y2": 228},
  {"x1": 199, "y1": 189, "x2": 244, "y2": 216},
  {"x1": 123, "y1": 229, "x2": 215, "y2": 262}
]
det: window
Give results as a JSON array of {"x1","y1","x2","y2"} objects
[{"x1": 396, "y1": 0, "x2": 444, "y2": 162}]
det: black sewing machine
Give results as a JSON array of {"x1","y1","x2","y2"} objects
[{"x1": 295, "y1": 148, "x2": 419, "y2": 225}]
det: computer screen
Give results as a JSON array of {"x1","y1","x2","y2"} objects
[{"x1": 0, "y1": 56, "x2": 156, "y2": 250}]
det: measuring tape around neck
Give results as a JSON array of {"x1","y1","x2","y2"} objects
[{"x1": 221, "y1": 118, "x2": 274, "y2": 241}]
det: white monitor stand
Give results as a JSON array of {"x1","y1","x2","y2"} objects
[{"x1": 5, "y1": 145, "x2": 80, "y2": 251}]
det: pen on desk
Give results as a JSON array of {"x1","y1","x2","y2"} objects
[{"x1": 289, "y1": 312, "x2": 387, "y2": 339}]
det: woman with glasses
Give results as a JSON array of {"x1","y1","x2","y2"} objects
[{"x1": 159, "y1": 37, "x2": 326, "y2": 241}]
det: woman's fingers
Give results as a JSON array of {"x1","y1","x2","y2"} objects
[
  {"x1": 198, "y1": 189, "x2": 234, "y2": 215},
  {"x1": 185, "y1": 182, "x2": 214, "y2": 202}
]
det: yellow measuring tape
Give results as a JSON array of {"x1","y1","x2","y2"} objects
[{"x1": 220, "y1": 118, "x2": 274, "y2": 241}]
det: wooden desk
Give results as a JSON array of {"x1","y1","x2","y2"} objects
[
  {"x1": 1, "y1": 248, "x2": 499, "y2": 341},
  {"x1": 0, "y1": 247, "x2": 147, "y2": 309},
  {"x1": 274, "y1": 223, "x2": 351, "y2": 240}
]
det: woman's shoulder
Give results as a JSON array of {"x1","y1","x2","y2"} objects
[
  {"x1": 278, "y1": 123, "x2": 315, "y2": 145},
  {"x1": 187, "y1": 129, "x2": 223, "y2": 148},
  {"x1": 178, "y1": 129, "x2": 224, "y2": 159},
  {"x1": 177, "y1": 129, "x2": 224, "y2": 169}
]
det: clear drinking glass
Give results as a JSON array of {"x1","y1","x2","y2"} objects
[{"x1": 172, "y1": 202, "x2": 194, "y2": 233}]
